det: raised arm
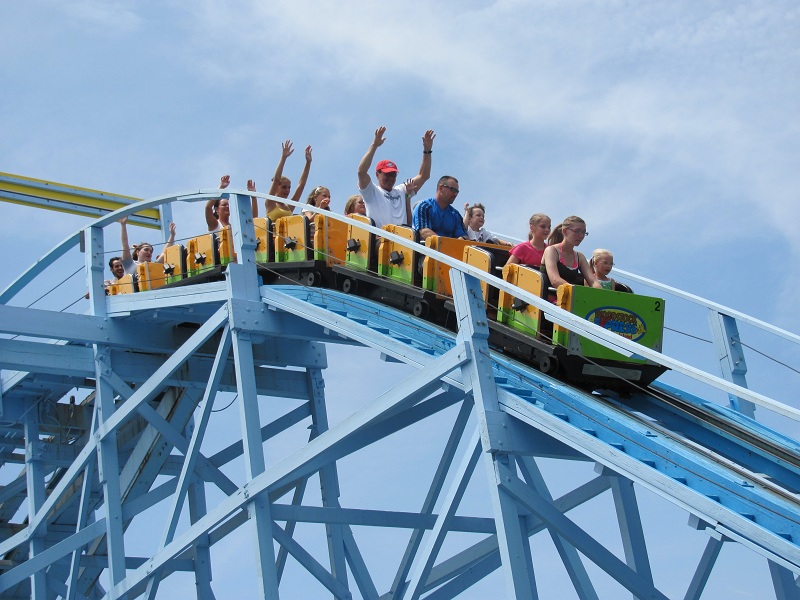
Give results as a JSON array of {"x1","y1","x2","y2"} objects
[
  {"x1": 119, "y1": 216, "x2": 132, "y2": 263},
  {"x1": 205, "y1": 175, "x2": 229, "y2": 230},
  {"x1": 463, "y1": 202, "x2": 470, "y2": 229},
  {"x1": 268, "y1": 140, "x2": 293, "y2": 196},
  {"x1": 266, "y1": 140, "x2": 294, "y2": 213},
  {"x1": 156, "y1": 222, "x2": 176, "y2": 263},
  {"x1": 290, "y1": 145, "x2": 312, "y2": 202},
  {"x1": 409, "y1": 129, "x2": 435, "y2": 193},
  {"x1": 357, "y1": 126, "x2": 386, "y2": 190},
  {"x1": 247, "y1": 179, "x2": 258, "y2": 217}
]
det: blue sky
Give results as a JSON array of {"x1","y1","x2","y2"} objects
[{"x1": 1, "y1": 1, "x2": 799, "y2": 598}]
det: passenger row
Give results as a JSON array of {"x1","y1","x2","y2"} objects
[{"x1": 103, "y1": 125, "x2": 625, "y2": 296}]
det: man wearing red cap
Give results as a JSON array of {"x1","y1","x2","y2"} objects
[{"x1": 357, "y1": 126, "x2": 436, "y2": 229}]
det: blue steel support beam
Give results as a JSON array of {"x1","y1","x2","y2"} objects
[
  {"x1": 105, "y1": 342, "x2": 471, "y2": 599},
  {"x1": 227, "y1": 193, "x2": 281, "y2": 598},
  {"x1": 683, "y1": 532, "x2": 725, "y2": 600},
  {"x1": 517, "y1": 456, "x2": 599, "y2": 600},
  {"x1": 0, "y1": 306, "x2": 230, "y2": 560},
  {"x1": 188, "y1": 478, "x2": 216, "y2": 600},
  {"x1": 24, "y1": 400, "x2": 47, "y2": 600},
  {"x1": 605, "y1": 469, "x2": 655, "y2": 591},
  {"x1": 451, "y1": 269, "x2": 538, "y2": 600},
  {"x1": 85, "y1": 223, "x2": 127, "y2": 591},
  {"x1": 307, "y1": 368, "x2": 352, "y2": 597},
  {"x1": 769, "y1": 560, "x2": 800, "y2": 600},
  {"x1": 272, "y1": 522, "x2": 353, "y2": 599},
  {"x1": 391, "y1": 399, "x2": 473, "y2": 600},
  {"x1": 275, "y1": 473, "x2": 310, "y2": 582},
  {"x1": 708, "y1": 310, "x2": 755, "y2": 418},
  {"x1": 497, "y1": 462, "x2": 670, "y2": 600},
  {"x1": 143, "y1": 326, "x2": 232, "y2": 599},
  {"x1": 66, "y1": 405, "x2": 100, "y2": 600},
  {"x1": 405, "y1": 434, "x2": 482, "y2": 600}
]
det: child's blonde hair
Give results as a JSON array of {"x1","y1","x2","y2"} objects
[
  {"x1": 590, "y1": 248, "x2": 613, "y2": 270},
  {"x1": 527, "y1": 213, "x2": 550, "y2": 240}
]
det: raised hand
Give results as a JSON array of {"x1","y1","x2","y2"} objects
[
  {"x1": 219, "y1": 175, "x2": 230, "y2": 189},
  {"x1": 281, "y1": 140, "x2": 294, "y2": 159},
  {"x1": 304, "y1": 145, "x2": 313, "y2": 162},
  {"x1": 422, "y1": 129, "x2": 436, "y2": 151},
  {"x1": 247, "y1": 179, "x2": 257, "y2": 192},
  {"x1": 373, "y1": 126, "x2": 387, "y2": 147}
]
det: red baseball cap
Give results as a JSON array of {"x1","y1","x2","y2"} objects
[{"x1": 376, "y1": 159, "x2": 399, "y2": 173}]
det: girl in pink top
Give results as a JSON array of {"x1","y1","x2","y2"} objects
[{"x1": 507, "y1": 213, "x2": 551, "y2": 268}]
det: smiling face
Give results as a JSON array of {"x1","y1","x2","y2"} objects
[
  {"x1": 353, "y1": 197, "x2": 366, "y2": 215},
  {"x1": 276, "y1": 177, "x2": 292, "y2": 198},
  {"x1": 135, "y1": 244, "x2": 154, "y2": 262},
  {"x1": 530, "y1": 217, "x2": 551, "y2": 243},
  {"x1": 376, "y1": 170, "x2": 398, "y2": 192},
  {"x1": 109, "y1": 258, "x2": 125, "y2": 279}
]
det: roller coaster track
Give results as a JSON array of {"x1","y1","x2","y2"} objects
[{"x1": 0, "y1": 191, "x2": 798, "y2": 599}]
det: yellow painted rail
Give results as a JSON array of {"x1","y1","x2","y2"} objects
[{"x1": 0, "y1": 172, "x2": 160, "y2": 229}]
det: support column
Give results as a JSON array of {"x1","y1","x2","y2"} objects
[
  {"x1": 24, "y1": 399, "x2": 47, "y2": 600},
  {"x1": 451, "y1": 269, "x2": 538, "y2": 600},
  {"x1": 86, "y1": 224, "x2": 127, "y2": 591},
  {"x1": 307, "y1": 368, "x2": 350, "y2": 598},
  {"x1": 228, "y1": 193, "x2": 280, "y2": 597},
  {"x1": 708, "y1": 310, "x2": 754, "y2": 418}
]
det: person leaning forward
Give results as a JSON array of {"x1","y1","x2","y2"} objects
[{"x1": 357, "y1": 126, "x2": 435, "y2": 229}]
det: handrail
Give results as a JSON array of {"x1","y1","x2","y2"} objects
[
  {"x1": 615, "y1": 268, "x2": 800, "y2": 345},
  {"x1": 3, "y1": 190, "x2": 797, "y2": 422}
]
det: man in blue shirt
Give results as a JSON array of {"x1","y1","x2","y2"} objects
[{"x1": 412, "y1": 176, "x2": 467, "y2": 241}]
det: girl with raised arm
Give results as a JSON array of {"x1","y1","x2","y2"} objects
[{"x1": 266, "y1": 140, "x2": 312, "y2": 221}]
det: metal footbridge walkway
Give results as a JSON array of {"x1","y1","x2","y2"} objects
[{"x1": 0, "y1": 190, "x2": 798, "y2": 599}]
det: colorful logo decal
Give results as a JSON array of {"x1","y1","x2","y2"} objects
[{"x1": 585, "y1": 306, "x2": 646, "y2": 342}]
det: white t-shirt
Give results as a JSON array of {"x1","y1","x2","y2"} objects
[
  {"x1": 359, "y1": 180, "x2": 409, "y2": 230},
  {"x1": 466, "y1": 226, "x2": 496, "y2": 243}
]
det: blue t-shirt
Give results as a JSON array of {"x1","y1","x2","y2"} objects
[{"x1": 412, "y1": 198, "x2": 467, "y2": 238}]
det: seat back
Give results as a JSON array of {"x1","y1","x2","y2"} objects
[
  {"x1": 217, "y1": 226, "x2": 237, "y2": 266},
  {"x1": 136, "y1": 262, "x2": 167, "y2": 292},
  {"x1": 378, "y1": 224, "x2": 418, "y2": 286},
  {"x1": 162, "y1": 244, "x2": 186, "y2": 284},
  {"x1": 313, "y1": 214, "x2": 348, "y2": 266},
  {"x1": 422, "y1": 236, "x2": 509, "y2": 297},
  {"x1": 344, "y1": 214, "x2": 377, "y2": 272},
  {"x1": 186, "y1": 233, "x2": 220, "y2": 277},
  {"x1": 462, "y1": 246, "x2": 495, "y2": 303},
  {"x1": 275, "y1": 215, "x2": 312, "y2": 263},
  {"x1": 253, "y1": 217, "x2": 274, "y2": 263},
  {"x1": 109, "y1": 273, "x2": 137, "y2": 295},
  {"x1": 497, "y1": 264, "x2": 544, "y2": 336}
]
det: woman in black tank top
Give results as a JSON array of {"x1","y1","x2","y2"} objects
[{"x1": 542, "y1": 216, "x2": 603, "y2": 291}]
